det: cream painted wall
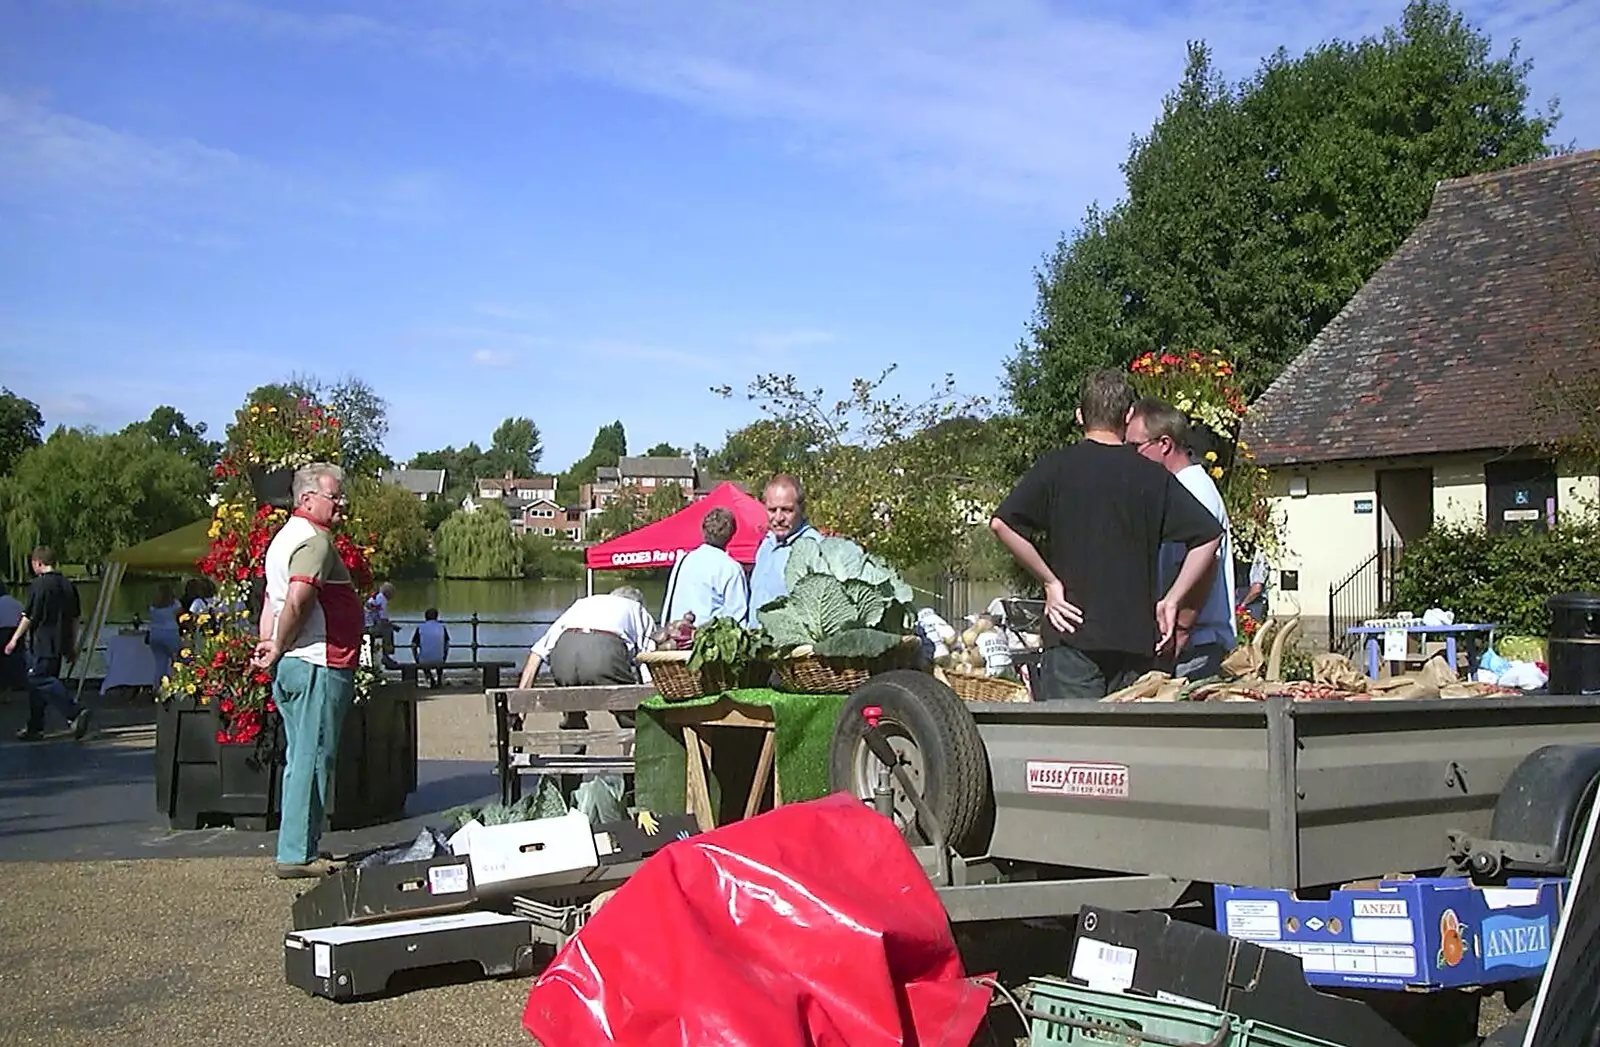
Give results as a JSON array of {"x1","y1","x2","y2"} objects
[{"x1": 1266, "y1": 454, "x2": 1600, "y2": 618}]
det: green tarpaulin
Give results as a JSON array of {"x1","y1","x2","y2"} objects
[
  {"x1": 106, "y1": 519, "x2": 210, "y2": 573},
  {"x1": 634, "y1": 688, "x2": 849, "y2": 819}
]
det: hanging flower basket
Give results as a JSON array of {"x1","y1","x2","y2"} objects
[{"x1": 248, "y1": 464, "x2": 296, "y2": 509}]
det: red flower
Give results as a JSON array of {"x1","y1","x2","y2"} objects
[
  {"x1": 219, "y1": 697, "x2": 235, "y2": 713},
  {"x1": 215, "y1": 730, "x2": 230, "y2": 744}
]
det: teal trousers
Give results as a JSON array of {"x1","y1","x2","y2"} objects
[{"x1": 273, "y1": 657, "x2": 354, "y2": 865}]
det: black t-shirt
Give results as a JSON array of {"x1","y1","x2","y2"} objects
[
  {"x1": 24, "y1": 571, "x2": 81, "y2": 658},
  {"x1": 995, "y1": 440, "x2": 1223, "y2": 656}
]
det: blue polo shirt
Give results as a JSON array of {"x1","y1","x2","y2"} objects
[{"x1": 746, "y1": 521, "x2": 820, "y2": 625}]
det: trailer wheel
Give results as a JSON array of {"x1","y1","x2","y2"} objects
[{"x1": 828, "y1": 670, "x2": 992, "y2": 855}]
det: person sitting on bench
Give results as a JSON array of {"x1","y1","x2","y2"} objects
[
  {"x1": 409, "y1": 607, "x2": 450, "y2": 687},
  {"x1": 517, "y1": 586, "x2": 656, "y2": 748}
]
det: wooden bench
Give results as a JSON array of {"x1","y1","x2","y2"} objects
[
  {"x1": 490, "y1": 684, "x2": 654, "y2": 805},
  {"x1": 400, "y1": 659, "x2": 518, "y2": 690}
]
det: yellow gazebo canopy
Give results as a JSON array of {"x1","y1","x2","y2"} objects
[{"x1": 107, "y1": 518, "x2": 210, "y2": 573}]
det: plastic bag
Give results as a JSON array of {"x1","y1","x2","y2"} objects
[
  {"x1": 357, "y1": 826, "x2": 454, "y2": 869},
  {"x1": 573, "y1": 775, "x2": 628, "y2": 824}
]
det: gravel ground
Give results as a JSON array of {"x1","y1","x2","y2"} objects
[{"x1": 0, "y1": 688, "x2": 1520, "y2": 1045}]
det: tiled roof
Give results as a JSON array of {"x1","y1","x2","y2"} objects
[
  {"x1": 1242, "y1": 151, "x2": 1600, "y2": 467},
  {"x1": 476, "y1": 474, "x2": 558, "y2": 492},
  {"x1": 618, "y1": 455, "x2": 695, "y2": 478},
  {"x1": 380, "y1": 468, "x2": 445, "y2": 495}
]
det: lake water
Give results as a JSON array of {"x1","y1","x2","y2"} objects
[{"x1": 40, "y1": 571, "x2": 1011, "y2": 671}]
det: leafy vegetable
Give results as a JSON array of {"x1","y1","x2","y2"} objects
[
  {"x1": 687, "y1": 617, "x2": 773, "y2": 673},
  {"x1": 813, "y1": 629, "x2": 904, "y2": 660},
  {"x1": 759, "y1": 535, "x2": 913, "y2": 651}
]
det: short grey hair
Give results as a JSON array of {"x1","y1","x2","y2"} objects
[
  {"x1": 701, "y1": 507, "x2": 736, "y2": 548},
  {"x1": 612, "y1": 585, "x2": 645, "y2": 605},
  {"x1": 292, "y1": 462, "x2": 346, "y2": 500}
]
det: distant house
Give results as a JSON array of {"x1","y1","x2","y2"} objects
[
  {"x1": 380, "y1": 466, "x2": 446, "y2": 501},
  {"x1": 1242, "y1": 151, "x2": 1600, "y2": 640},
  {"x1": 617, "y1": 456, "x2": 696, "y2": 493},
  {"x1": 511, "y1": 499, "x2": 585, "y2": 541},
  {"x1": 579, "y1": 465, "x2": 622, "y2": 512},
  {"x1": 475, "y1": 471, "x2": 558, "y2": 503}
]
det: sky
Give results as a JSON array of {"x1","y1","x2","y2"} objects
[{"x1": 2, "y1": 0, "x2": 1596, "y2": 473}]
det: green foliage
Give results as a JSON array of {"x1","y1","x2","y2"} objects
[
  {"x1": 519, "y1": 530, "x2": 584, "y2": 580},
  {"x1": 759, "y1": 535, "x2": 912, "y2": 649},
  {"x1": 560, "y1": 421, "x2": 628, "y2": 500},
  {"x1": 0, "y1": 388, "x2": 45, "y2": 476},
  {"x1": 644, "y1": 442, "x2": 682, "y2": 457},
  {"x1": 591, "y1": 487, "x2": 645, "y2": 540},
  {"x1": 484, "y1": 416, "x2": 543, "y2": 478},
  {"x1": 5, "y1": 428, "x2": 208, "y2": 568},
  {"x1": 1006, "y1": 0, "x2": 1558, "y2": 462},
  {"x1": 687, "y1": 617, "x2": 772, "y2": 673},
  {"x1": 434, "y1": 502, "x2": 522, "y2": 579},
  {"x1": 644, "y1": 481, "x2": 686, "y2": 522},
  {"x1": 122, "y1": 406, "x2": 220, "y2": 470},
  {"x1": 252, "y1": 374, "x2": 391, "y2": 476},
  {"x1": 1389, "y1": 519, "x2": 1600, "y2": 636},
  {"x1": 714, "y1": 368, "x2": 1001, "y2": 571},
  {"x1": 346, "y1": 475, "x2": 432, "y2": 578}
]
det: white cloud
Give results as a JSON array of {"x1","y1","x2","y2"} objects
[
  {"x1": 0, "y1": 92, "x2": 253, "y2": 201},
  {"x1": 471, "y1": 348, "x2": 516, "y2": 367}
]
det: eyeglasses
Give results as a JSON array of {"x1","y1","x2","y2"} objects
[
  {"x1": 1133, "y1": 436, "x2": 1170, "y2": 452},
  {"x1": 307, "y1": 490, "x2": 348, "y2": 508}
]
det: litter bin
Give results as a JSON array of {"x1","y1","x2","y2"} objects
[{"x1": 1547, "y1": 593, "x2": 1600, "y2": 696}]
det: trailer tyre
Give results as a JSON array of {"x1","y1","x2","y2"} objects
[{"x1": 828, "y1": 670, "x2": 992, "y2": 855}]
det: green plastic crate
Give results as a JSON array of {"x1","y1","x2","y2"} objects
[{"x1": 1021, "y1": 979, "x2": 1345, "y2": 1047}]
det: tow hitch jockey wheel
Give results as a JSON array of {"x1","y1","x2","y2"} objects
[{"x1": 828, "y1": 670, "x2": 992, "y2": 856}]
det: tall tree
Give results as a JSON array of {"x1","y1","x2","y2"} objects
[
  {"x1": 123, "y1": 405, "x2": 221, "y2": 470},
  {"x1": 0, "y1": 388, "x2": 44, "y2": 477},
  {"x1": 559, "y1": 421, "x2": 629, "y2": 501},
  {"x1": 1006, "y1": 0, "x2": 1558, "y2": 461},
  {"x1": 483, "y1": 416, "x2": 544, "y2": 478},
  {"x1": 346, "y1": 475, "x2": 432, "y2": 578},
  {"x1": 644, "y1": 442, "x2": 682, "y2": 458},
  {"x1": 643, "y1": 482, "x2": 687, "y2": 523}
]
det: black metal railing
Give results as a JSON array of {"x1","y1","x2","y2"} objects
[
  {"x1": 1326, "y1": 540, "x2": 1400, "y2": 656},
  {"x1": 381, "y1": 614, "x2": 551, "y2": 663}
]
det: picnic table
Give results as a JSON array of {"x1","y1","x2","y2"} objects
[{"x1": 1346, "y1": 622, "x2": 1498, "y2": 680}]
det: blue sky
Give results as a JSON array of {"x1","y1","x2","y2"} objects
[{"x1": 2, "y1": 0, "x2": 1596, "y2": 472}]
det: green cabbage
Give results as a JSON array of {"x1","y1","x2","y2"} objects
[{"x1": 758, "y1": 535, "x2": 912, "y2": 650}]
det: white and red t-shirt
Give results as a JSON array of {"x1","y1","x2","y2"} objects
[{"x1": 264, "y1": 513, "x2": 363, "y2": 670}]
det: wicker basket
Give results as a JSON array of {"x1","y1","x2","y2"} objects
[
  {"x1": 940, "y1": 668, "x2": 1031, "y2": 703},
  {"x1": 638, "y1": 650, "x2": 771, "y2": 701},
  {"x1": 774, "y1": 637, "x2": 920, "y2": 694}
]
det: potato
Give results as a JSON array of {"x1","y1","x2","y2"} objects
[{"x1": 960, "y1": 627, "x2": 980, "y2": 649}]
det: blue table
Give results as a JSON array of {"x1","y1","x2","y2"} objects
[{"x1": 1346, "y1": 623, "x2": 1498, "y2": 680}]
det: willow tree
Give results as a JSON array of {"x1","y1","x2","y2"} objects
[{"x1": 434, "y1": 502, "x2": 522, "y2": 579}]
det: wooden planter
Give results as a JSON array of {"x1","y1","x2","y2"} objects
[{"x1": 154, "y1": 684, "x2": 418, "y2": 831}]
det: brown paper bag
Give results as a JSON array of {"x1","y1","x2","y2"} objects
[
  {"x1": 1222, "y1": 643, "x2": 1263, "y2": 679},
  {"x1": 1102, "y1": 670, "x2": 1173, "y2": 703},
  {"x1": 1312, "y1": 653, "x2": 1369, "y2": 693}
]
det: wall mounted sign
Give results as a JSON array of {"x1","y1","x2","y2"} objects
[{"x1": 1354, "y1": 498, "x2": 1375, "y2": 514}]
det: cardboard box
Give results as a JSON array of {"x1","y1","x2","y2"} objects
[
  {"x1": 466, "y1": 810, "x2": 599, "y2": 892},
  {"x1": 1073, "y1": 905, "x2": 1416, "y2": 1047},
  {"x1": 592, "y1": 812, "x2": 700, "y2": 865},
  {"x1": 291, "y1": 853, "x2": 477, "y2": 930},
  {"x1": 285, "y1": 910, "x2": 538, "y2": 1001},
  {"x1": 1215, "y1": 877, "x2": 1566, "y2": 990}
]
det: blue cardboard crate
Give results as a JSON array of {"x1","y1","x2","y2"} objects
[{"x1": 1214, "y1": 878, "x2": 1565, "y2": 991}]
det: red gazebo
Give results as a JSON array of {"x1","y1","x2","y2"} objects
[{"x1": 584, "y1": 483, "x2": 768, "y2": 586}]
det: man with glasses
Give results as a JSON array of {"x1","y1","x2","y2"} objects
[
  {"x1": 1126, "y1": 398, "x2": 1235, "y2": 681},
  {"x1": 990, "y1": 370, "x2": 1222, "y2": 700},
  {"x1": 251, "y1": 463, "x2": 363, "y2": 879}
]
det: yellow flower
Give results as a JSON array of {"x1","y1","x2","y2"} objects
[
  {"x1": 1210, "y1": 467, "x2": 1224, "y2": 479},
  {"x1": 1204, "y1": 451, "x2": 1218, "y2": 462},
  {"x1": 250, "y1": 405, "x2": 260, "y2": 415},
  {"x1": 160, "y1": 676, "x2": 170, "y2": 688},
  {"x1": 185, "y1": 683, "x2": 197, "y2": 694},
  {"x1": 1237, "y1": 440, "x2": 1249, "y2": 450},
  {"x1": 180, "y1": 649, "x2": 191, "y2": 659}
]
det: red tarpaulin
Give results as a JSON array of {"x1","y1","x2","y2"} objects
[
  {"x1": 583, "y1": 481, "x2": 768, "y2": 570},
  {"x1": 522, "y1": 793, "x2": 993, "y2": 1047}
]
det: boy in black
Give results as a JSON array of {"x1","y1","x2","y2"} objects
[
  {"x1": 990, "y1": 370, "x2": 1223, "y2": 700},
  {"x1": 5, "y1": 546, "x2": 91, "y2": 741}
]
